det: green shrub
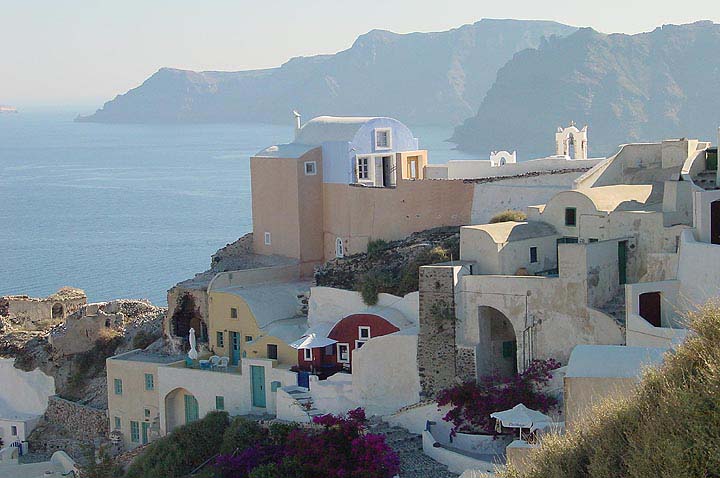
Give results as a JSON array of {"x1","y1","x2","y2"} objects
[
  {"x1": 503, "y1": 303, "x2": 720, "y2": 478},
  {"x1": 367, "y1": 239, "x2": 389, "y2": 258},
  {"x1": 358, "y1": 272, "x2": 385, "y2": 306},
  {"x1": 219, "y1": 416, "x2": 267, "y2": 455},
  {"x1": 489, "y1": 210, "x2": 527, "y2": 223},
  {"x1": 126, "y1": 411, "x2": 229, "y2": 478}
]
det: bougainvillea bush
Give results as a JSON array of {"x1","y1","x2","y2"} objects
[
  {"x1": 437, "y1": 359, "x2": 561, "y2": 435},
  {"x1": 214, "y1": 408, "x2": 400, "y2": 478}
]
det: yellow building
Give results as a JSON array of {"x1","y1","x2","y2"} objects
[{"x1": 206, "y1": 279, "x2": 311, "y2": 367}]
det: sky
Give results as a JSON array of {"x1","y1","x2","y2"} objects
[{"x1": 2, "y1": 0, "x2": 720, "y2": 109}]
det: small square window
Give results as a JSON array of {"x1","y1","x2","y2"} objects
[
  {"x1": 215, "y1": 396, "x2": 225, "y2": 411},
  {"x1": 11, "y1": 426, "x2": 17, "y2": 436},
  {"x1": 144, "y1": 408, "x2": 151, "y2": 418},
  {"x1": 565, "y1": 207, "x2": 577, "y2": 227},
  {"x1": 303, "y1": 348, "x2": 313, "y2": 361},
  {"x1": 245, "y1": 335, "x2": 253, "y2": 343},
  {"x1": 355, "y1": 340, "x2": 366, "y2": 349},
  {"x1": 114, "y1": 417, "x2": 121, "y2": 430},
  {"x1": 375, "y1": 128, "x2": 392, "y2": 149},
  {"x1": 217, "y1": 331, "x2": 225, "y2": 348},
  {"x1": 144, "y1": 373, "x2": 154, "y2": 391},
  {"x1": 264, "y1": 232, "x2": 271, "y2": 245},
  {"x1": 114, "y1": 378, "x2": 123, "y2": 395},
  {"x1": 529, "y1": 247, "x2": 538, "y2": 264},
  {"x1": 304, "y1": 161, "x2": 317, "y2": 176},
  {"x1": 358, "y1": 326, "x2": 371, "y2": 339},
  {"x1": 267, "y1": 344, "x2": 278, "y2": 360},
  {"x1": 230, "y1": 307, "x2": 238, "y2": 319}
]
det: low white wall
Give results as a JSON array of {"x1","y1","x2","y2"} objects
[
  {"x1": 626, "y1": 313, "x2": 689, "y2": 348},
  {"x1": 0, "y1": 358, "x2": 55, "y2": 418},
  {"x1": 422, "y1": 430, "x2": 500, "y2": 475},
  {"x1": 677, "y1": 230, "x2": 720, "y2": 308},
  {"x1": 386, "y1": 403, "x2": 445, "y2": 435},
  {"x1": 275, "y1": 387, "x2": 311, "y2": 423},
  {"x1": 208, "y1": 264, "x2": 300, "y2": 290},
  {"x1": 449, "y1": 158, "x2": 600, "y2": 180}
]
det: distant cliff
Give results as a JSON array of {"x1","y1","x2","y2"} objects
[
  {"x1": 452, "y1": 21, "x2": 720, "y2": 158},
  {"x1": 76, "y1": 19, "x2": 576, "y2": 125}
]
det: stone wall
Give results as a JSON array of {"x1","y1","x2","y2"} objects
[
  {"x1": 44, "y1": 395, "x2": 108, "y2": 441},
  {"x1": 417, "y1": 265, "x2": 460, "y2": 398},
  {"x1": 211, "y1": 233, "x2": 254, "y2": 269},
  {"x1": 455, "y1": 345, "x2": 477, "y2": 383}
]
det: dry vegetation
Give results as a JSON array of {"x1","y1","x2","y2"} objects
[
  {"x1": 489, "y1": 210, "x2": 527, "y2": 223},
  {"x1": 503, "y1": 302, "x2": 720, "y2": 478}
]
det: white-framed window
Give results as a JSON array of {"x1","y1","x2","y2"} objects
[
  {"x1": 335, "y1": 237, "x2": 344, "y2": 258},
  {"x1": 358, "y1": 326, "x2": 371, "y2": 339},
  {"x1": 356, "y1": 156, "x2": 370, "y2": 180},
  {"x1": 11, "y1": 425, "x2": 17, "y2": 436},
  {"x1": 303, "y1": 348, "x2": 313, "y2": 361},
  {"x1": 264, "y1": 232, "x2": 271, "y2": 245},
  {"x1": 355, "y1": 340, "x2": 367, "y2": 350},
  {"x1": 374, "y1": 128, "x2": 392, "y2": 150},
  {"x1": 337, "y1": 343, "x2": 350, "y2": 363},
  {"x1": 304, "y1": 161, "x2": 317, "y2": 176}
]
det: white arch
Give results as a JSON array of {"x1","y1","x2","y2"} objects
[
  {"x1": 489, "y1": 150, "x2": 517, "y2": 167},
  {"x1": 555, "y1": 123, "x2": 588, "y2": 159}
]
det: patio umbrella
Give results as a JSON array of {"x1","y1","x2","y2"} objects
[
  {"x1": 188, "y1": 327, "x2": 198, "y2": 360},
  {"x1": 289, "y1": 334, "x2": 337, "y2": 350},
  {"x1": 490, "y1": 403, "x2": 551, "y2": 439}
]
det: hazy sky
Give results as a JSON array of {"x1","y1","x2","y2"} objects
[{"x1": 2, "y1": 0, "x2": 719, "y2": 108}]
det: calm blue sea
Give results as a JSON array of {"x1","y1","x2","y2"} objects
[{"x1": 0, "y1": 110, "x2": 473, "y2": 305}]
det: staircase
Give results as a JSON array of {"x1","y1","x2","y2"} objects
[
  {"x1": 367, "y1": 419, "x2": 459, "y2": 478},
  {"x1": 285, "y1": 388, "x2": 324, "y2": 419}
]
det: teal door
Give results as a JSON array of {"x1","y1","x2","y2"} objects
[
  {"x1": 184, "y1": 394, "x2": 199, "y2": 424},
  {"x1": 141, "y1": 422, "x2": 150, "y2": 444},
  {"x1": 618, "y1": 240, "x2": 628, "y2": 285},
  {"x1": 230, "y1": 332, "x2": 240, "y2": 365},
  {"x1": 251, "y1": 365, "x2": 266, "y2": 408}
]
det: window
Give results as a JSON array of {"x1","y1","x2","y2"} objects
[
  {"x1": 114, "y1": 417, "x2": 121, "y2": 430},
  {"x1": 10, "y1": 426, "x2": 17, "y2": 436},
  {"x1": 357, "y1": 156, "x2": 370, "y2": 180},
  {"x1": 264, "y1": 232, "x2": 271, "y2": 245},
  {"x1": 271, "y1": 381, "x2": 282, "y2": 392},
  {"x1": 114, "y1": 378, "x2": 123, "y2": 395},
  {"x1": 335, "y1": 237, "x2": 344, "y2": 258},
  {"x1": 144, "y1": 373, "x2": 154, "y2": 391},
  {"x1": 565, "y1": 207, "x2": 577, "y2": 227},
  {"x1": 215, "y1": 396, "x2": 225, "y2": 411},
  {"x1": 230, "y1": 307, "x2": 238, "y2": 319},
  {"x1": 304, "y1": 161, "x2": 317, "y2": 176},
  {"x1": 355, "y1": 340, "x2": 366, "y2": 350},
  {"x1": 267, "y1": 344, "x2": 278, "y2": 360},
  {"x1": 144, "y1": 408, "x2": 151, "y2": 418},
  {"x1": 588, "y1": 238, "x2": 599, "y2": 243},
  {"x1": 358, "y1": 326, "x2": 371, "y2": 339},
  {"x1": 303, "y1": 348, "x2": 313, "y2": 361},
  {"x1": 130, "y1": 421, "x2": 140, "y2": 443},
  {"x1": 375, "y1": 128, "x2": 392, "y2": 149},
  {"x1": 245, "y1": 335, "x2": 253, "y2": 342},
  {"x1": 529, "y1": 247, "x2": 538, "y2": 264},
  {"x1": 217, "y1": 331, "x2": 225, "y2": 348},
  {"x1": 337, "y1": 343, "x2": 350, "y2": 363}
]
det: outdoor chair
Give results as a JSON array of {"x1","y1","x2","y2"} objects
[
  {"x1": 209, "y1": 355, "x2": 220, "y2": 369},
  {"x1": 217, "y1": 356, "x2": 229, "y2": 372}
]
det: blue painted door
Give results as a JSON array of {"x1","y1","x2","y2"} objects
[
  {"x1": 141, "y1": 422, "x2": 150, "y2": 444},
  {"x1": 251, "y1": 365, "x2": 266, "y2": 408},
  {"x1": 230, "y1": 331, "x2": 240, "y2": 366}
]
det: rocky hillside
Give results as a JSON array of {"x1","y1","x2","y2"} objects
[
  {"x1": 452, "y1": 21, "x2": 720, "y2": 158},
  {"x1": 76, "y1": 19, "x2": 575, "y2": 125}
]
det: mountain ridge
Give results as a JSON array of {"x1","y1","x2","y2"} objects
[{"x1": 76, "y1": 19, "x2": 577, "y2": 125}]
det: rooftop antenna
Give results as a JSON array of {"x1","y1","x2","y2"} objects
[{"x1": 293, "y1": 110, "x2": 301, "y2": 139}]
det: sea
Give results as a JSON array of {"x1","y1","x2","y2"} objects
[{"x1": 0, "y1": 110, "x2": 476, "y2": 305}]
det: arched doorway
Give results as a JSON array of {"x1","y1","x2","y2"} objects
[
  {"x1": 476, "y1": 306, "x2": 517, "y2": 378},
  {"x1": 170, "y1": 293, "x2": 207, "y2": 344},
  {"x1": 51, "y1": 303, "x2": 64, "y2": 319},
  {"x1": 165, "y1": 388, "x2": 199, "y2": 432}
]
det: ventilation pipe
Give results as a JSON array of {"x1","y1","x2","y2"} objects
[{"x1": 293, "y1": 110, "x2": 301, "y2": 139}]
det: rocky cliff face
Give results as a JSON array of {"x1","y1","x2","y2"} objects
[
  {"x1": 76, "y1": 19, "x2": 576, "y2": 125},
  {"x1": 452, "y1": 21, "x2": 720, "y2": 157}
]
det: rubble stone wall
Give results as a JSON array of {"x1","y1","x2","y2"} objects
[{"x1": 44, "y1": 395, "x2": 108, "y2": 441}]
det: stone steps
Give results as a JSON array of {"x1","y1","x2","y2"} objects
[{"x1": 368, "y1": 421, "x2": 459, "y2": 478}]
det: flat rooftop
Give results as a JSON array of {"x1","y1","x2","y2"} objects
[{"x1": 110, "y1": 349, "x2": 185, "y2": 364}]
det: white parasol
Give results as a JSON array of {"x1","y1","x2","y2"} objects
[
  {"x1": 289, "y1": 333, "x2": 337, "y2": 350},
  {"x1": 188, "y1": 327, "x2": 198, "y2": 360},
  {"x1": 490, "y1": 403, "x2": 551, "y2": 440}
]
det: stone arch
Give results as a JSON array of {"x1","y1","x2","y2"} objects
[
  {"x1": 51, "y1": 302, "x2": 64, "y2": 319},
  {"x1": 165, "y1": 387, "x2": 198, "y2": 432},
  {"x1": 170, "y1": 293, "x2": 207, "y2": 345},
  {"x1": 476, "y1": 306, "x2": 517, "y2": 378}
]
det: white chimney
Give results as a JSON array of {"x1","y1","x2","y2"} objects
[{"x1": 293, "y1": 110, "x2": 301, "y2": 139}]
